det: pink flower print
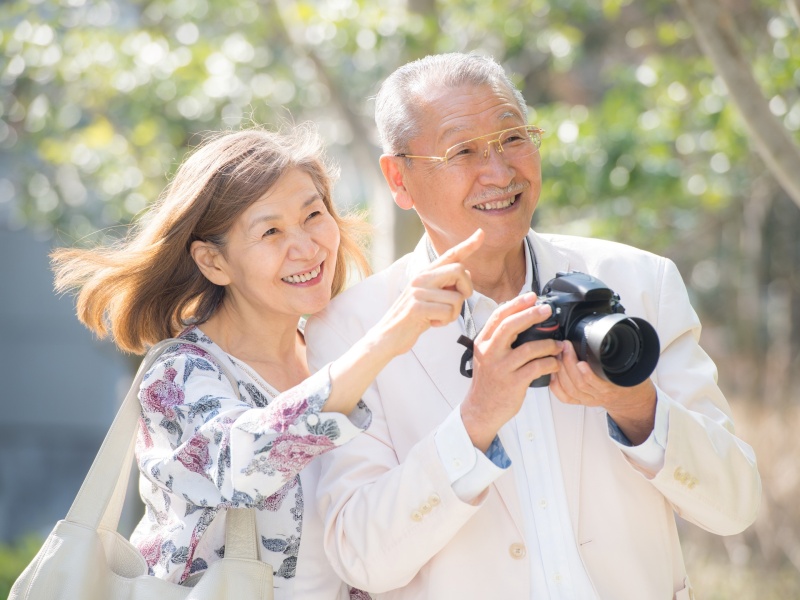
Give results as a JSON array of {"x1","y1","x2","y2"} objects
[
  {"x1": 176, "y1": 434, "x2": 212, "y2": 478},
  {"x1": 177, "y1": 343, "x2": 211, "y2": 360},
  {"x1": 266, "y1": 398, "x2": 309, "y2": 433},
  {"x1": 137, "y1": 417, "x2": 154, "y2": 450},
  {"x1": 263, "y1": 480, "x2": 294, "y2": 512},
  {"x1": 137, "y1": 533, "x2": 163, "y2": 569},
  {"x1": 142, "y1": 367, "x2": 184, "y2": 419},
  {"x1": 267, "y1": 433, "x2": 335, "y2": 477}
]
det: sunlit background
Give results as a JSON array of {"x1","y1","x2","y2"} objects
[{"x1": 1, "y1": 0, "x2": 799, "y2": 597}]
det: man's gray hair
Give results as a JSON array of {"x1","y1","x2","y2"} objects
[{"x1": 374, "y1": 53, "x2": 528, "y2": 155}]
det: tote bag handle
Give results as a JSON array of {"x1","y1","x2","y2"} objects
[{"x1": 65, "y1": 339, "x2": 254, "y2": 554}]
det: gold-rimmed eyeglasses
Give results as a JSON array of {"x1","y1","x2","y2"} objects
[{"x1": 395, "y1": 126, "x2": 544, "y2": 168}]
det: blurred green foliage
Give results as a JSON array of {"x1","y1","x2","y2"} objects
[
  {"x1": 2, "y1": 0, "x2": 797, "y2": 251},
  {"x1": 1, "y1": 0, "x2": 798, "y2": 398},
  {"x1": 0, "y1": 535, "x2": 42, "y2": 598}
]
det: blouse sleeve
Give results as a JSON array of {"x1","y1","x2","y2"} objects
[{"x1": 135, "y1": 344, "x2": 371, "y2": 509}]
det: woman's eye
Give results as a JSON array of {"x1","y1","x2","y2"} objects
[
  {"x1": 306, "y1": 210, "x2": 322, "y2": 221},
  {"x1": 263, "y1": 227, "x2": 279, "y2": 237}
]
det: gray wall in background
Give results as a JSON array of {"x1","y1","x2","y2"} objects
[{"x1": 0, "y1": 227, "x2": 141, "y2": 543}]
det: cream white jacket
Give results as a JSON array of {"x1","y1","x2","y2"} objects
[{"x1": 305, "y1": 231, "x2": 761, "y2": 600}]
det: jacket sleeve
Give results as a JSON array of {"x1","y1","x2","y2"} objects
[
  {"x1": 305, "y1": 315, "x2": 484, "y2": 593},
  {"x1": 634, "y1": 257, "x2": 761, "y2": 535},
  {"x1": 136, "y1": 344, "x2": 370, "y2": 508}
]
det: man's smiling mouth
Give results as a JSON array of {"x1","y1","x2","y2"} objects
[{"x1": 474, "y1": 194, "x2": 519, "y2": 210}]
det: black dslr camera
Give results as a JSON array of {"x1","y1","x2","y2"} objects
[{"x1": 458, "y1": 271, "x2": 660, "y2": 388}]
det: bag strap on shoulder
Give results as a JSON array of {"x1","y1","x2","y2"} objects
[{"x1": 65, "y1": 338, "x2": 259, "y2": 560}]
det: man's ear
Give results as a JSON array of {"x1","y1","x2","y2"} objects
[
  {"x1": 379, "y1": 155, "x2": 414, "y2": 211},
  {"x1": 190, "y1": 240, "x2": 231, "y2": 286}
]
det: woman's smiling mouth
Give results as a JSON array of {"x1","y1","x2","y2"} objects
[{"x1": 282, "y1": 264, "x2": 322, "y2": 284}]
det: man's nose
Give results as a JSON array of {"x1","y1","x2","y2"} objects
[{"x1": 478, "y1": 140, "x2": 515, "y2": 185}]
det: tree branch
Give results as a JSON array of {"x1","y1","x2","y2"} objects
[
  {"x1": 677, "y1": 0, "x2": 800, "y2": 210},
  {"x1": 788, "y1": 0, "x2": 800, "y2": 31},
  {"x1": 268, "y1": 0, "x2": 398, "y2": 267}
]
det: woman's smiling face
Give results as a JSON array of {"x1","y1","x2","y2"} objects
[{"x1": 214, "y1": 167, "x2": 341, "y2": 321}]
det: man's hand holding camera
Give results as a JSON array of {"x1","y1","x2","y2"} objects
[
  {"x1": 460, "y1": 293, "x2": 565, "y2": 452},
  {"x1": 551, "y1": 343, "x2": 657, "y2": 446},
  {"x1": 461, "y1": 271, "x2": 661, "y2": 450}
]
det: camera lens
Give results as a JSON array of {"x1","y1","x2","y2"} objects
[
  {"x1": 571, "y1": 314, "x2": 660, "y2": 387},
  {"x1": 599, "y1": 324, "x2": 641, "y2": 374}
]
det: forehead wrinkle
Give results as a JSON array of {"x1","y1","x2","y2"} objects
[
  {"x1": 438, "y1": 104, "x2": 525, "y2": 147},
  {"x1": 246, "y1": 193, "x2": 320, "y2": 230}
]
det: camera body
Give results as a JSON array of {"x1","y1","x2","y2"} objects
[{"x1": 513, "y1": 271, "x2": 660, "y2": 388}]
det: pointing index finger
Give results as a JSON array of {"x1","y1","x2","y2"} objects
[{"x1": 432, "y1": 229, "x2": 484, "y2": 267}]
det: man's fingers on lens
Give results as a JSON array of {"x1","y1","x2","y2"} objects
[
  {"x1": 559, "y1": 341, "x2": 602, "y2": 389},
  {"x1": 515, "y1": 337, "x2": 564, "y2": 363},
  {"x1": 520, "y1": 355, "x2": 560, "y2": 383}
]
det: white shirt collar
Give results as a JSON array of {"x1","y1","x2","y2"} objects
[{"x1": 466, "y1": 238, "x2": 533, "y2": 334}]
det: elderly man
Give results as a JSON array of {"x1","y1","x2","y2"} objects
[{"x1": 304, "y1": 53, "x2": 760, "y2": 599}]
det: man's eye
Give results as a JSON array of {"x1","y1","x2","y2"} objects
[{"x1": 449, "y1": 146, "x2": 475, "y2": 160}]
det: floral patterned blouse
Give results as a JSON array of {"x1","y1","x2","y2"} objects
[{"x1": 129, "y1": 326, "x2": 372, "y2": 599}]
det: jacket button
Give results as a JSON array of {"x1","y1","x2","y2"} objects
[
  {"x1": 421, "y1": 502, "x2": 432, "y2": 514},
  {"x1": 411, "y1": 510, "x2": 423, "y2": 522},
  {"x1": 509, "y1": 543, "x2": 526, "y2": 559},
  {"x1": 429, "y1": 494, "x2": 441, "y2": 506}
]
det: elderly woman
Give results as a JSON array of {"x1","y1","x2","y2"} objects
[{"x1": 51, "y1": 124, "x2": 481, "y2": 598}]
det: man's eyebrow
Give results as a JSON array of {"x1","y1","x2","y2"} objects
[
  {"x1": 247, "y1": 193, "x2": 321, "y2": 229},
  {"x1": 440, "y1": 111, "x2": 523, "y2": 144}
]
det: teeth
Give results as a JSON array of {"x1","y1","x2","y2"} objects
[
  {"x1": 282, "y1": 265, "x2": 321, "y2": 283},
  {"x1": 475, "y1": 196, "x2": 516, "y2": 210}
]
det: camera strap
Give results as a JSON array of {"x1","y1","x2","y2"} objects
[{"x1": 425, "y1": 235, "x2": 540, "y2": 379}]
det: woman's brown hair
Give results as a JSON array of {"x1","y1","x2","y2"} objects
[{"x1": 51, "y1": 124, "x2": 370, "y2": 354}]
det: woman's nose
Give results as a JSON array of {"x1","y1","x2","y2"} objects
[{"x1": 287, "y1": 229, "x2": 319, "y2": 260}]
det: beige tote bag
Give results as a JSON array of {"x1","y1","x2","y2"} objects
[{"x1": 10, "y1": 339, "x2": 274, "y2": 600}]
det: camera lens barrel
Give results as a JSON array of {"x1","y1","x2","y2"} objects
[{"x1": 571, "y1": 314, "x2": 660, "y2": 387}]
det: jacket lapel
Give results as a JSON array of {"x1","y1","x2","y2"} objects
[
  {"x1": 405, "y1": 239, "x2": 475, "y2": 411},
  {"x1": 528, "y1": 230, "x2": 570, "y2": 290},
  {"x1": 411, "y1": 320, "x2": 473, "y2": 411}
]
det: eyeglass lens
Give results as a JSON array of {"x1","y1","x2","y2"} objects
[{"x1": 445, "y1": 127, "x2": 541, "y2": 166}]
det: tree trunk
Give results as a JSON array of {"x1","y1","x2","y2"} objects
[
  {"x1": 788, "y1": 0, "x2": 800, "y2": 30},
  {"x1": 677, "y1": 0, "x2": 800, "y2": 210}
]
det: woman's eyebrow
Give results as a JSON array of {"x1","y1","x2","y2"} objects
[{"x1": 247, "y1": 193, "x2": 321, "y2": 229}]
